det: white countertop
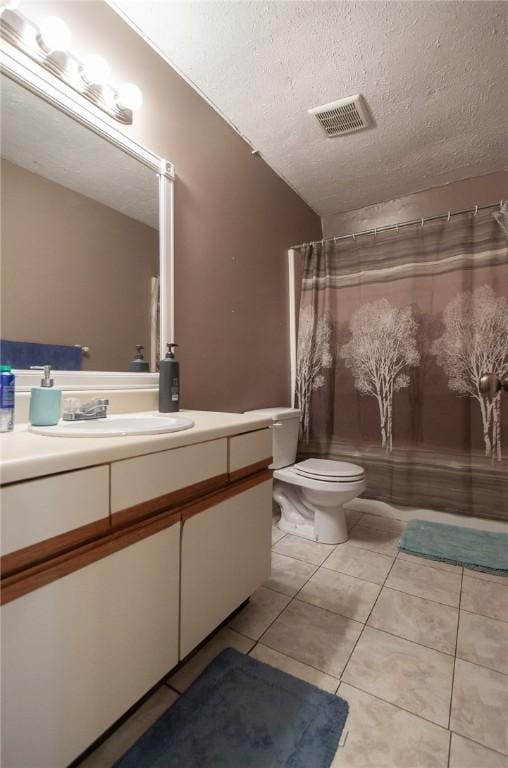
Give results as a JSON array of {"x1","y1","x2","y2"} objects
[{"x1": 0, "y1": 410, "x2": 272, "y2": 485}]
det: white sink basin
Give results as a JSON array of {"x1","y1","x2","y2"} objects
[{"x1": 29, "y1": 412, "x2": 195, "y2": 437}]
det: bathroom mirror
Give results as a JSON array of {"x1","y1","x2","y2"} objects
[{"x1": 0, "y1": 55, "x2": 174, "y2": 381}]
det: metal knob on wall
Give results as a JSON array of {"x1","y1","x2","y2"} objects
[{"x1": 479, "y1": 373, "x2": 508, "y2": 400}]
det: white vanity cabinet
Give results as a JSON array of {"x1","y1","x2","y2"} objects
[
  {"x1": 1, "y1": 523, "x2": 181, "y2": 768},
  {"x1": 0, "y1": 418, "x2": 272, "y2": 768},
  {"x1": 180, "y1": 479, "x2": 272, "y2": 657}
]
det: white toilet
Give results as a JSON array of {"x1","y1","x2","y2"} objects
[{"x1": 247, "y1": 407, "x2": 366, "y2": 544}]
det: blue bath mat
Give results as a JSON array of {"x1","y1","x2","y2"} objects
[
  {"x1": 114, "y1": 647, "x2": 348, "y2": 768},
  {"x1": 400, "y1": 519, "x2": 508, "y2": 576}
]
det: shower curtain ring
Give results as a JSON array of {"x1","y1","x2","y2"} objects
[
  {"x1": 374, "y1": 227, "x2": 377, "y2": 237},
  {"x1": 421, "y1": 217, "x2": 424, "y2": 228},
  {"x1": 352, "y1": 232, "x2": 356, "y2": 241},
  {"x1": 447, "y1": 211, "x2": 451, "y2": 222},
  {"x1": 396, "y1": 223, "x2": 399, "y2": 233},
  {"x1": 474, "y1": 205, "x2": 478, "y2": 216}
]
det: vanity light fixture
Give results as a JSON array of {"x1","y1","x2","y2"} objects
[{"x1": 0, "y1": 7, "x2": 143, "y2": 125}]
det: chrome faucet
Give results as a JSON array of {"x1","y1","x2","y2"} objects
[{"x1": 62, "y1": 398, "x2": 109, "y2": 421}]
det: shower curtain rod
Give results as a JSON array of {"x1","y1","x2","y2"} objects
[{"x1": 291, "y1": 199, "x2": 505, "y2": 250}]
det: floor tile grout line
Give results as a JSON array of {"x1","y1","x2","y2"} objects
[
  {"x1": 317, "y1": 561, "x2": 394, "y2": 587},
  {"x1": 250, "y1": 635, "x2": 342, "y2": 683},
  {"x1": 338, "y1": 543, "x2": 401, "y2": 689},
  {"x1": 381, "y1": 581, "x2": 461, "y2": 610},
  {"x1": 462, "y1": 571, "x2": 508, "y2": 586},
  {"x1": 271, "y1": 549, "x2": 336, "y2": 568},
  {"x1": 398, "y1": 553, "x2": 464, "y2": 576},
  {"x1": 268, "y1": 528, "x2": 459, "y2": 691},
  {"x1": 454, "y1": 646, "x2": 508, "y2": 678},
  {"x1": 457, "y1": 603, "x2": 508, "y2": 625},
  {"x1": 257, "y1": 544, "x2": 333, "y2": 644},
  {"x1": 381, "y1": 582, "x2": 461, "y2": 609},
  {"x1": 460, "y1": 606, "x2": 508, "y2": 623},
  {"x1": 320, "y1": 563, "x2": 391, "y2": 587},
  {"x1": 250, "y1": 538, "x2": 363, "y2": 684},
  {"x1": 267, "y1": 525, "x2": 508, "y2": 755},
  {"x1": 365, "y1": 618, "x2": 457, "y2": 657},
  {"x1": 338, "y1": 547, "x2": 456, "y2": 763},
  {"x1": 340, "y1": 679, "x2": 451, "y2": 732},
  {"x1": 347, "y1": 539, "x2": 400, "y2": 559},
  {"x1": 448, "y1": 566, "x2": 464, "y2": 744},
  {"x1": 448, "y1": 731, "x2": 508, "y2": 760}
]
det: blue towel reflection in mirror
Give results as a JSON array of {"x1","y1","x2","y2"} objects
[{"x1": 0, "y1": 340, "x2": 84, "y2": 370}]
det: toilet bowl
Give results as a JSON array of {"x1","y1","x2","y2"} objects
[{"x1": 245, "y1": 408, "x2": 366, "y2": 545}]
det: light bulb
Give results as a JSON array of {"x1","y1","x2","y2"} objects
[
  {"x1": 39, "y1": 16, "x2": 71, "y2": 52},
  {"x1": 82, "y1": 54, "x2": 111, "y2": 86},
  {"x1": 117, "y1": 82, "x2": 143, "y2": 111}
]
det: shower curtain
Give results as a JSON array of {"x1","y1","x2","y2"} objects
[{"x1": 294, "y1": 207, "x2": 508, "y2": 520}]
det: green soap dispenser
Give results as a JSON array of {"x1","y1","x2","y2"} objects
[
  {"x1": 29, "y1": 365, "x2": 61, "y2": 426},
  {"x1": 159, "y1": 343, "x2": 180, "y2": 413},
  {"x1": 129, "y1": 345, "x2": 150, "y2": 373}
]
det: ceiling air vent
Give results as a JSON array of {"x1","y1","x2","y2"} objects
[{"x1": 309, "y1": 94, "x2": 371, "y2": 137}]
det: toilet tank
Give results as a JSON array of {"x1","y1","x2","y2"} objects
[{"x1": 245, "y1": 407, "x2": 301, "y2": 469}]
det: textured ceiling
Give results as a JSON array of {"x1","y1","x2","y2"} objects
[
  {"x1": 1, "y1": 74, "x2": 158, "y2": 228},
  {"x1": 112, "y1": 0, "x2": 507, "y2": 216}
]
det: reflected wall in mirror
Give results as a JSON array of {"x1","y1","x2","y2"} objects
[{"x1": 0, "y1": 73, "x2": 160, "y2": 372}]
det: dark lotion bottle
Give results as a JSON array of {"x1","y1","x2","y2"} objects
[
  {"x1": 159, "y1": 343, "x2": 180, "y2": 413},
  {"x1": 129, "y1": 345, "x2": 150, "y2": 373}
]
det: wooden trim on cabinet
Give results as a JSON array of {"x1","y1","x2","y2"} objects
[
  {"x1": 110, "y1": 473, "x2": 230, "y2": 529},
  {"x1": 0, "y1": 517, "x2": 111, "y2": 579},
  {"x1": 1, "y1": 511, "x2": 181, "y2": 606},
  {"x1": 229, "y1": 458, "x2": 272, "y2": 484},
  {"x1": 0, "y1": 466, "x2": 272, "y2": 606},
  {"x1": 181, "y1": 468, "x2": 272, "y2": 522}
]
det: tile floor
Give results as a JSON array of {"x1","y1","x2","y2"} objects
[{"x1": 82, "y1": 510, "x2": 508, "y2": 768}]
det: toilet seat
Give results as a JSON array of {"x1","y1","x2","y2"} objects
[{"x1": 293, "y1": 458, "x2": 365, "y2": 483}]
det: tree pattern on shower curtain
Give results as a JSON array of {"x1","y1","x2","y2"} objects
[
  {"x1": 339, "y1": 299, "x2": 420, "y2": 453},
  {"x1": 432, "y1": 285, "x2": 508, "y2": 461},
  {"x1": 295, "y1": 305, "x2": 332, "y2": 442},
  {"x1": 293, "y1": 208, "x2": 508, "y2": 519}
]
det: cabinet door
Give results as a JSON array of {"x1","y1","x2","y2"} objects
[
  {"x1": 1, "y1": 465, "x2": 109, "y2": 556},
  {"x1": 1, "y1": 524, "x2": 180, "y2": 768},
  {"x1": 180, "y1": 480, "x2": 272, "y2": 658}
]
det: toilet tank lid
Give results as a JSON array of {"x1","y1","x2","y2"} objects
[{"x1": 245, "y1": 407, "x2": 301, "y2": 421}]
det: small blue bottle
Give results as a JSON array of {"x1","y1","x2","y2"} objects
[
  {"x1": 0, "y1": 365, "x2": 15, "y2": 432},
  {"x1": 29, "y1": 365, "x2": 61, "y2": 427}
]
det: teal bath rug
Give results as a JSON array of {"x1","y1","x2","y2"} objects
[
  {"x1": 400, "y1": 519, "x2": 508, "y2": 576},
  {"x1": 114, "y1": 647, "x2": 348, "y2": 768}
]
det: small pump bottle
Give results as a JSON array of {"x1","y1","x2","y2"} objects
[
  {"x1": 159, "y1": 343, "x2": 180, "y2": 413},
  {"x1": 129, "y1": 345, "x2": 150, "y2": 373},
  {"x1": 29, "y1": 365, "x2": 61, "y2": 426}
]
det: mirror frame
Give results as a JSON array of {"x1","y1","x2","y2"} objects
[{"x1": 0, "y1": 41, "x2": 174, "y2": 390}]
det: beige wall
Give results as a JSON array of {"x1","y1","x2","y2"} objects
[
  {"x1": 323, "y1": 171, "x2": 508, "y2": 238},
  {"x1": 1, "y1": 160, "x2": 158, "y2": 371},
  {"x1": 18, "y1": 1, "x2": 321, "y2": 411}
]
